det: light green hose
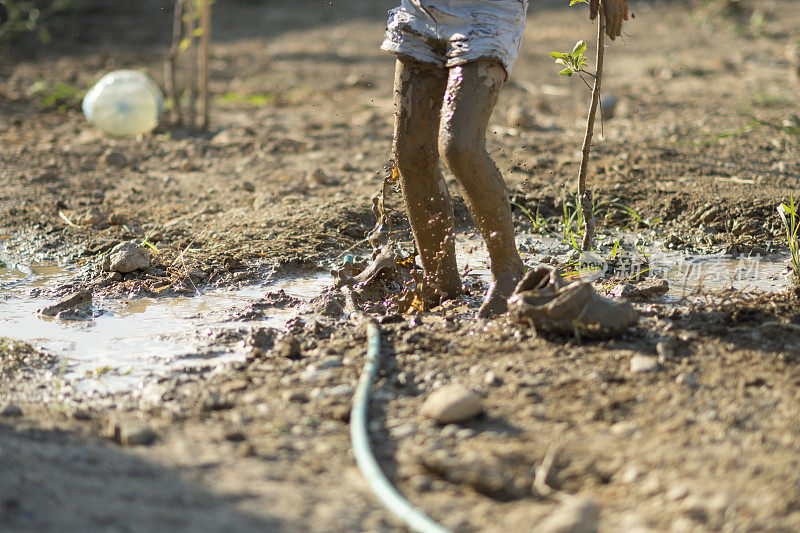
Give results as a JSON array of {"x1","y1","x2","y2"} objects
[{"x1": 350, "y1": 320, "x2": 450, "y2": 533}]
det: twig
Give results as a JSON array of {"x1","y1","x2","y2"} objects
[
  {"x1": 578, "y1": 8, "x2": 605, "y2": 251},
  {"x1": 533, "y1": 443, "x2": 561, "y2": 498},
  {"x1": 166, "y1": 0, "x2": 186, "y2": 126}
]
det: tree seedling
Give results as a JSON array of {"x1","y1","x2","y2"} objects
[{"x1": 550, "y1": 0, "x2": 616, "y2": 250}]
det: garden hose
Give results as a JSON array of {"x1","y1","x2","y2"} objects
[{"x1": 350, "y1": 319, "x2": 450, "y2": 533}]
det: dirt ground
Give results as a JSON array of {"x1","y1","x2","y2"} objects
[{"x1": 2, "y1": 0, "x2": 800, "y2": 531}]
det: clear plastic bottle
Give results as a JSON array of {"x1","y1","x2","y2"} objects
[{"x1": 82, "y1": 70, "x2": 163, "y2": 137}]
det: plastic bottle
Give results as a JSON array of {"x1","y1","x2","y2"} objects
[{"x1": 82, "y1": 70, "x2": 163, "y2": 137}]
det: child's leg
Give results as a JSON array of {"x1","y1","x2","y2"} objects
[
  {"x1": 392, "y1": 56, "x2": 463, "y2": 299},
  {"x1": 438, "y1": 60, "x2": 525, "y2": 318}
]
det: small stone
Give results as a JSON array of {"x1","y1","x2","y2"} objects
[
  {"x1": 325, "y1": 384, "x2": 354, "y2": 398},
  {"x1": 538, "y1": 496, "x2": 599, "y2": 533},
  {"x1": 119, "y1": 423, "x2": 156, "y2": 446},
  {"x1": 38, "y1": 289, "x2": 92, "y2": 317},
  {"x1": 241, "y1": 181, "x2": 255, "y2": 192},
  {"x1": 281, "y1": 390, "x2": 308, "y2": 403},
  {"x1": 420, "y1": 384, "x2": 483, "y2": 424},
  {"x1": 77, "y1": 207, "x2": 107, "y2": 226},
  {"x1": 389, "y1": 423, "x2": 417, "y2": 439},
  {"x1": 455, "y1": 428, "x2": 476, "y2": 439},
  {"x1": 307, "y1": 168, "x2": 330, "y2": 185},
  {"x1": 609, "y1": 421, "x2": 638, "y2": 437},
  {"x1": 224, "y1": 429, "x2": 246, "y2": 442},
  {"x1": 483, "y1": 370, "x2": 501, "y2": 386},
  {"x1": 102, "y1": 242, "x2": 151, "y2": 273},
  {"x1": 0, "y1": 404, "x2": 22, "y2": 417},
  {"x1": 676, "y1": 372, "x2": 698, "y2": 388},
  {"x1": 101, "y1": 150, "x2": 127, "y2": 168},
  {"x1": 656, "y1": 340, "x2": 678, "y2": 360},
  {"x1": 441, "y1": 424, "x2": 460, "y2": 438},
  {"x1": 272, "y1": 336, "x2": 301, "y2": 359},
  {"x1": 630, "y1": 355, "x2": 660, "y2": 374},
  {"x1": 667, "y1": 485, "x2": 690, "y2": 501}
]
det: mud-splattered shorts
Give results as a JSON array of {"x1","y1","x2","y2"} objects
[{"x1": 381, "y1": 0, "x2": 529, "y2": 77}]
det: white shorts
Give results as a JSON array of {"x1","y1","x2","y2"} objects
[{"x1": 381, "y1": 0, "x2": 529, "y2": 76}]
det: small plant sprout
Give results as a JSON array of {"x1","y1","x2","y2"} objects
[
  {"x1": 550, "y1": 0, "x2": 623, "y2": 250},
  {"x1": 777, "y1": 195, "x2": 800, "y2": 285}
]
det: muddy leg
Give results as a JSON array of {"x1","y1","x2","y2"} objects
[
  {"x1": 439, "y1": 60, "x2": 525, "y2": 318},
  {"x1": 392, "y1": 57, "x2": 462, "y2": 300}
]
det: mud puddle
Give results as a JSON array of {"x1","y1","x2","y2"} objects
[
  {"x1": 0, "y1": 262, "x2": 331, "y2": 393},
  {"x1": 1, "y1": 235, "x2": 790, "y2": 393}
]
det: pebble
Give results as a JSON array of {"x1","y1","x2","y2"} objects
[
  {"x1": 119, "y1": 423, "x2": 157, "y2": 446},
  {"x1": 676, "y1": 372, "x2": 699, "y2": 388},
  {"x1": 281, "y1": 390, "x2": 308, "y2": 404},
  {"x1": 102, "y1": 241, "x2": 151, "y2": 273},
  {"x1": 440, "y1": 424, "x2": 460, "y2": 438},
  {"x1": 667, "y1": 485, "x2": 690, "y2": 501},
  {"x1": 241, "y1": 181, "x2": 255, "y2": 192},
  {"x1": 610, "y1": 421, "x2": 639, "y2": 437},
  {"x1": 389, "y1": 423, "x2": 417, "y2": 439},
  {"x1": 538, "y1": 496, "x2": 599, "y2": 533},
  {"x1": 630, "y1": 355, "x2": 660, "y2": 374},
  {"x1": 101, "y1": 150, "x2": 127, "y2": 168},
  {"x1": 484, "y1": 370, "x2": 501, "y2": 386},
  {"x1": 325, "y1": 384, "x2": 354, "y2": 398},
  {"x1": 420, "y1": 384, "x2": 483, "y2": 424},
  {"x1": 0, "y1": 404, "x2": 22, "y2": 417}
]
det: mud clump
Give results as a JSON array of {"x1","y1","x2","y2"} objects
[{"x1": 102, "y1": 241, "x2": 151, "y2": 273}]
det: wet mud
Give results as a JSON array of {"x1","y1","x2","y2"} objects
[{"x1": 2, "y1": 0, "x2": 800, "y2": 531}]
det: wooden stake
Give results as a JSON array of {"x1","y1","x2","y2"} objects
[
  {"x1": 200, "y1": 0, "x2": 211, "y2": 130},
  {"x1": 578, "y1": 9, "x2": 605, "y2": 251},
  {"x1": 187, "y1": 0, "x2": 197, "y2": 130},
  {"x1": 166, "y1": 0, "x2": 186, "y2": 126}
]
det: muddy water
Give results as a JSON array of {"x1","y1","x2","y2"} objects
[
  {"x1": 0, "y1": 237, "x2": 790, "y2": 393},
  {"x1": 0, "y1": 261, "x2": 331, "y2": 393}
]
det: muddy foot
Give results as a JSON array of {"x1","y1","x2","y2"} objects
[{"x1": 477, "y1": 271, "x2": 523, "y2": 319}]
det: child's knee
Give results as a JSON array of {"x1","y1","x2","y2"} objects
[{"x1": 438, "y1": 132, "x2": 479, "y2": 174}]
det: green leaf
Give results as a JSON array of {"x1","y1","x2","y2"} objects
[
  {"x1": 559, "y1": 68, "x2": 573, "y2": 76},
  {"x1": 572, "y1": 40, "x2": 587, "y2": 57},
  {"x1": 549, "y1": 52, "x2": 566, "y2": 59},
  {"x1": 554, "y1": 58, "x2": 567, "y2": 66},
  {"x1": 569, "y1": 0, "x2": 589, "y2": 5}
]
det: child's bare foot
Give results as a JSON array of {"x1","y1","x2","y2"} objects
[{"x1": 477, "y1": 270, "x2": 523, "y2": 318}]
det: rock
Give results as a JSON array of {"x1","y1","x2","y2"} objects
[
  {"x1": 0, "y1": 404, "x2": 22, "y2": 417},
  {"x1": 119, "y1": 423, "x2": 156, "y2": 446},
  {"x1": 281, "y1": 389, "x2": 309, "y2": 403},
  {"x1": 630, "y1": 355, "x2": 660, "y2": 374},
  {"x1": 609, "y1": 421, "x2": 638, "y2": 437},
  {"x1": 676, "y1": 372, "x2": 698, "y2": 388},
  {"x1": 77, "y1": 207, "x2": 107, "y2": 226},
  {"x1": 484, "y1": 370, "x2": 502, "y2": 386},
  {"x1": 325, "y1": 384, "x2": 354, "y2": 398},
  {"x1": 272, "y1": 335, "x2": 301, "y2": 359},
  {"x1": 307, "y1": 168, "x2": 330, "y2": 185},
  {"x1": 389, "y1": 423, "x2": 417, "y2": 439},
  {"x1": 420, "y1": 384, "x2": 483, "y2": 424},
  {"x1": 241, "y1": 181, "x2": 256, "y2": 192},
  {"x1": 38, "y1": 289, "x2": 92, "y2": 317},
  {"x1": 611, "y1": 278, "x2": 669, "y2": 300},
  {"x1": 101, "y1": 150, "x2": 127, "y2": 168},
  {"x1": 102, "y1": 242, "x2": 151, "y2": 273},
  {"x1": 538, "y1": 496, "x2": 599, "y2": 533}
]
